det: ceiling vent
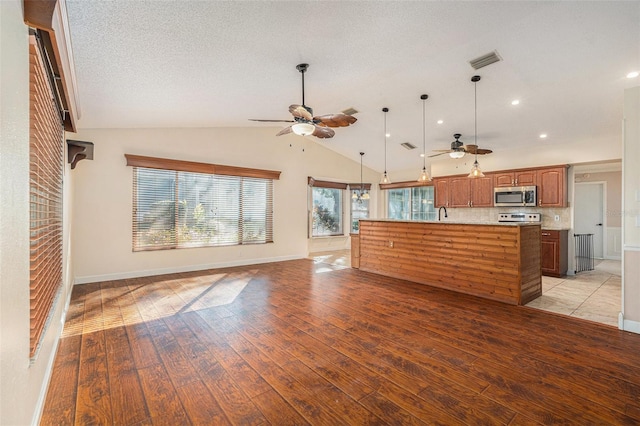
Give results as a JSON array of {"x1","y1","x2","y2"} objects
[
  {"x1": 401, "y1": 142, "x2": 417, "y2": 150},
  {"x1": 342, "y1": 107, "x2": 358, "y2": 116},
  {"x1": 469, "y1": 50, "x2": 502, "y2": 70}
]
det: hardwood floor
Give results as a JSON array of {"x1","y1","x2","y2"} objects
[{"x1": 41, "y1": 259, "x2": 640, "y2": 425}]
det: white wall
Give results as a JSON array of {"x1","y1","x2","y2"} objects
[
  {"x1": 70, "y1": 127, "x2": 380, "y2": 283},
  {"x1": 1, "y1": 2, "x2": 75, "y2": 424}
]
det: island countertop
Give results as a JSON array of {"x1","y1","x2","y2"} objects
[
  {"x1": 354, "y1": 219, "x2": 541, "y2": 305},
  {"x1": 360, "y1": 218, "x2": 541, "y2": 226}
]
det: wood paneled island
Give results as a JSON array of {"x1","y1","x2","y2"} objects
[{"x1": 354, "y1": 220, "x2": 541, "y2": 305}]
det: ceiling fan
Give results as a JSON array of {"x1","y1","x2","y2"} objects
[
  {"x1": 249, "y1": 63, "x2": 357, "y2": 139},
  {"x1": 428, "y1": 133, "x2": 492, "y2": 158}
]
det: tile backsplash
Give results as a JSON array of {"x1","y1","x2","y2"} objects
[{"x1": 445, "y1": 207, "x2": 571, "y2": 229}]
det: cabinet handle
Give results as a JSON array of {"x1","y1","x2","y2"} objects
[
  {"x1": 515, "y1": 179, "x2": 518, "y2": 185},
  {"x1": 511, "y1": 179, "x2": 515, "y2": 186},
  {"x1": 470, "y1": 201, "x2": 473, "y2": 207},
  {"x1": 542, "y1": 232, "x2": 551, "y2": 236}
]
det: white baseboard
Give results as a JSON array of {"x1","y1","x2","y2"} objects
[
  {"x1": 74, "y1": 254, "x2": 304, "y2": 285},
  {"x1": 32, "y1": 280, "x2": 75, "y2": 426},
  {"x1": 619, "y1": 312, "x2": 640, "y2": 334}
]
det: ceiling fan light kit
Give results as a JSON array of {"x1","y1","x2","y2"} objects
[
  {"x1": 417, "y1": 94, "x2": 431, "y2": 183},
  {"x1": 291, "y1": 122, "x2": 315, "y2": 136}
]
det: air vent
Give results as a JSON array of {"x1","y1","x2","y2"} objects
[
  {"x1": 469, "y1": 50, "x2": 502, "y2": 70},
  {"x1": 342, "y1": 107, "x2": 358, "y2": 115},
  {"x1": 401, "y1": 142, "x2": 416, "y2": 150}
]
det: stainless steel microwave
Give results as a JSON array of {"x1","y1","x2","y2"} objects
[{"x1": 494, "y1": 186, "x2": 537, "y2": 207}]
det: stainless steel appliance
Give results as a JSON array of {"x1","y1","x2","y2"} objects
[
  {"x1": 498, "y1": 212, "x2": 541, "y2": 223},
  {"x1": 494, "y1": 186, "x2": 537, "y2": 207}
]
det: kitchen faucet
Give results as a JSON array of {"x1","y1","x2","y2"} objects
[{"x1": 438, "y1": 206, "x2": 448, "y2": 221}]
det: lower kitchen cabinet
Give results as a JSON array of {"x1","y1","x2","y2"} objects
[{"x1": 541, "y1": 229, "x2": 568, "y2": 277}]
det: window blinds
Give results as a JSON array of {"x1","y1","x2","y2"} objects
[
  {"x1": 29, "y1": 35, "x2": 64, "y2": 358},
  {"x1": 132, "y1": 168, "x2": 274, "y2": 251}
]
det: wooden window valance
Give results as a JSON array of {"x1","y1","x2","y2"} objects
[
  {"x1": 125, "y1": 154, "x2": 281, "y2": 180},
  {"x1": 379, "y1": 180, "x2": 433, "y2": 190},
  {"x1": 24, "y1": 0, "x2": 79, "y2": 131},
  {"x1": 307, "y1": 177, "x2": 348, "y2": 190},
  {"x1": 347, "y1": 183, "x2": 372, "y2": 190}
]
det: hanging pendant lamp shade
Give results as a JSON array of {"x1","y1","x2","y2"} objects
[
  {"x1": 468, "y1": 75, "x2": 485, "y2": 178},
  {"x1": 417, "y1": 94, "x2": 431, "y2": 183},
  {"x1": 380, "y1": 108, "x2": 391, "y2": 184}
]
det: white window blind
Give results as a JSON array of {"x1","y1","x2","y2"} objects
[{"x1": 132, "y1": 168, "x2": 274, "y2": 251}]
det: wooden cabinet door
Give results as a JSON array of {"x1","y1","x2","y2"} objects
[
  {"x1": 538, "y1": 167, "x2": 567, "y2": 207},
  {"x1": 541, "y1": 239, "x2": 559, "y2": 274},
  {"x1": 494, "y1": 172, "x2": 514, "y2": 187},
  {"x1": 470, "y1": 175, "x2": 494, "y2": 207},
  {"x1": 514, "y1": 170, "x2": 537, "y2": 186},
  {"x1": 449, "y1": 177, "x2": 471, "y2": 207},
  {"x1": 434, "y1": 178, "x2": 449, "y2": 208}
]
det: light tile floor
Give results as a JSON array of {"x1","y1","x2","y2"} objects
[
  {"x1": 525, "y1": 260, "x2": 621, "y2": 327},
  {"x1": 309, "y1": 251, "x2": 622, "y2": 327}
]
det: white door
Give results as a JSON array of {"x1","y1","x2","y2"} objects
[{"x1": 574, "y1": 183, "x2": 604, "y2": 259}]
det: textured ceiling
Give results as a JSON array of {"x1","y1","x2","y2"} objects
[{"x1": 65, "y1": 1, "x2": 640, "y2": 173}]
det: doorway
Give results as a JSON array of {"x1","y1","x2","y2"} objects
[{"x1": 574, "y1": 182, "x2": 605, "y2": 259}]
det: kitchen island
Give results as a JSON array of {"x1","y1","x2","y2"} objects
[{"x1": 354, "y1": 219, "x2": 541, "y2": 305}]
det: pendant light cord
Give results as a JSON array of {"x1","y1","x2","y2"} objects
[
  {"x1": 422, "y1": 97, "x2": 426, "y2": 169},
  {"x1": 474, "y1": 78, "x2": 478, "y2": 163},
  {"x1": 384, "y1": 109, "x2": 388, "y2": 174}
]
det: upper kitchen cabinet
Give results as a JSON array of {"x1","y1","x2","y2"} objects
[
  {"x1": 537, "y1": 166, "x2": 568, "y2": 207},
  {"x1": 434, "y1": 178, "x2": 449, "y2": 208},
  {"x1": 437, "y1": 175, "x2": 493, "y2": 208},
  {"x1": 494, "y1": 170, "x2": 537, "y2": 187}
]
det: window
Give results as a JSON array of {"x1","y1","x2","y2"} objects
[
  {"x1": 388, "y1": 186, "x2": 435, "y2": 221},
  {"x1": 350, "y1": 190, "x2": 370, "y2": 232},
  {"x1": 311, "y1": 187, "x2": 344, "y2": 236},
  {"x1": 127, "y1": 155, "x2": 280, "y2": 251}
]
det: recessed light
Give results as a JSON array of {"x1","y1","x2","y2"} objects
[
  {"x1": 437, "y1": 120, "x2": 443, "y2": 124},
  {"x1": 385, "y1": 133, "x2": 391, "y2": 138},
  {"x1": 627, "y1": 71, "x2": 639, "y2": 79},
  {"x1": 511, "y1": 100, "x2": 520, "y2": 106},
  {"x1": 420, "y1": 153, "x2": 425, "y2": 157},
  {"x1": 539, "y1": 133, "x2": 548, "y2": 139}
]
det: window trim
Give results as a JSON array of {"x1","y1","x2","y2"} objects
[{"x1": 128, "y1": 156, "x2": 279, "y2": 251}]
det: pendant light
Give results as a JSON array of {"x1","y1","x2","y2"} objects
[
  {"x1": 468, "y1": 75, "x2": 485, "y2": 178},
  {"x1": 417, "y1": 94, "x2": 431, "y2": 183},
  {"x1": 353, "y1": 152, "x2": 370, "y2": 202},
  {"x1": 380, "y1": 107, "x2": 391, "y2": 184}
]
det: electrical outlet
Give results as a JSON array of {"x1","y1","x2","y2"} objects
[
  {"x1": 389, "y1": 240, "x2": 394, "y2": 248},
  {"x1": 554, "y1": 215, "x2": 560, "y2": 221}
]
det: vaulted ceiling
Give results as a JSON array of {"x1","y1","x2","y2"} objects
[{"x1": 65, "y1": 1, "x2": 639, "y2": 173}]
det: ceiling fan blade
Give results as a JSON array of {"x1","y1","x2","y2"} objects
[
  {"x1": 428, "y1": 152, "x2": 450, "y2": 158},
  {"x1": 464, "y1": 145, "x2": 492, "y2": 155},
  {"x1": 431, "y1": 149, "x2": 452, "y2": 152},
  {"x1": 312, "y1": 125, "x2": 335, "y2": 139},
  {"x1": 289, "y1": 104, "x2": 313, "y2": 121},
  {"x1": 249, "y1": 119, "x2": 295, "y2": 123},
  {"x1": 313, "y1": 113, "x2": 357, "y2": 128},
  {"x1": 276, "y1": 126, "x2": 293, "y2": 136}
]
